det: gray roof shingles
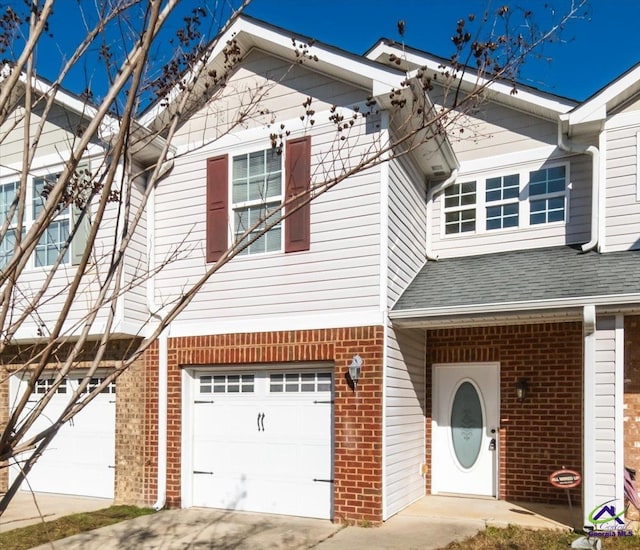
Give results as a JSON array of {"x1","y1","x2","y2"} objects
[{"x1": 392, "y1": 246, "x2": 640, "y2": 311}]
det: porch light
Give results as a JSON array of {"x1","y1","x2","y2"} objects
[
  {"x1": 348, "y1": 355, "x2": 363, "y2": 391},
  {"x1": 516, "y1": 378, "x2": 529, "y2": 402}
]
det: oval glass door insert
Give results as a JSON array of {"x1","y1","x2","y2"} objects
[{"x1": 450, "y1": 381, "x2": 483, "y2": 469}]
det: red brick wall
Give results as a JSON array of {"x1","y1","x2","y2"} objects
[
  {"x1": 624, "y1": 316, "x2": 640, "y2": 478},
  {"x1": 426, "y1": 322, "x2": 583, "y2": 505},
  {"x1": 142, "y1": 326, "x2": 384, "y2": 523}
]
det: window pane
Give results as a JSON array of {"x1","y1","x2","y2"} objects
[
  {"x1": 529, "y1": 167, "x2": 565, "y2": 196},
  {"x1": 35, "y1": 220, "x2": 69, "y2": 267},
  {"x1": 0, "y1": 181, "x2": 18, "y2": 225},
  {"x1": 232, "y1": 149, "x2": 282, "y2": 255}
]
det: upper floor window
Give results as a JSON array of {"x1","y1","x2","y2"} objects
[
  {"x1": 32, "y1": 175, "x2": 70, "y2": 266},
  {"x1": 232, "y1": 149, "x2": 283, "y2": 255},
  {"x1": 206, "y1": 136, "x2": 311, "y2": 262},
  {"x1": 1, "y1": 172, "x2": 77, "y2": 269},
  {"x1": 529, "y1": 166, "x2": 566, "y2": 225},
  {"x1": 444, "y1": 182, "x2": 476, "y2": 234},
  {"x1": 441, "y1": 162, "x2": 568, "y2": 236}
]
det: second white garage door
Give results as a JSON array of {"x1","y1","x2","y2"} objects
[
  {"x1": 188, "y1": 369, "x2": 333, "y2": 519},
  {"x1": 10, "y1": 374, "x2": 116, "y2": 499}
]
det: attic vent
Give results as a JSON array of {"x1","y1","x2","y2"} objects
[{"x1": 433, "y1": 170, "x2": 446, "y2": 177}]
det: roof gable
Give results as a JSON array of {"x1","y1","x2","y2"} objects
[{"x1": 365, "y1": 39, "x2": 577, "y2": 121}]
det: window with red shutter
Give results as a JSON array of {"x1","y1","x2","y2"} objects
[
  {"x1": 206, "y1": 137, "x2": 311, "y2": 260},
  {"x1": 206, "y1": 155, "x2": 229, "y2": 262},
  {"x1": 285, "y1": 136, "x2": 311, "y2": 253}
]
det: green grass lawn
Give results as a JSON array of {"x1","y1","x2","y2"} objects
[
  {"x1": 0, "y1": 505, "x2": 154, "y2": 550},
  {"x1": 442, "y1": 525, "x2": 640, "y2": 549}
]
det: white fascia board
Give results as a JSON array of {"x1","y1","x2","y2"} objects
[
  {"x1": 368, "y1": 42, "x2": 575, "y2": 116},
  {"x1": 390, "y1": 293, "x2": 640, "y2": 320},
  {"x1": 569, "y1": 64, "x2": 640, "y2": 126},
  {"x1": 158, "y1": 310, "x2": 386, "y2": 339}
]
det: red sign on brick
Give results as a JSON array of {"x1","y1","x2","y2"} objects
[{"x1": 549, "y1": 469, "x2": 581, "y2": 488}]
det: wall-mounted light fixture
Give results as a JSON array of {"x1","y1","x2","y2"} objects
[
  {"x1": 348, "y1": 355, "x2": 363, "y2": 392},
  {"x1": 516, "y1": 378, "x2": 529, "y2": 402}
]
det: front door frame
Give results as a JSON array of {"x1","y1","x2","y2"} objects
[{"x1": 431, "y1": 362, "x2": 500, "y2": 498}]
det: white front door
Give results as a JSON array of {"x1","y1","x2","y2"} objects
[
  {"x1": 189, "y1": 370, "x2": 333, "y2": 519},
  {"x1": 432, "y1": 363, "x2": 499, "y2": 497}
]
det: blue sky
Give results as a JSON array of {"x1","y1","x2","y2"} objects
[
  {"x1": 245, "y1": 0, "x2": 637, "y2": 102},
  {"x1": 14, "y1": 1, "x2": 637, "y2": 103}
]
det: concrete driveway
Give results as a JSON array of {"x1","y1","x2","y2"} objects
[{"x1": 24, "y1": 506, "x2": 482, "y2": 550}]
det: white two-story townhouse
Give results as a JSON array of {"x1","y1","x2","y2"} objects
[
  {"x1": 4, "y1": 14, "x2": 640, "y2": 529},
  {"x1": 0, "y1": 73, "x2": 154, "y2": 501},
  {"x1": 368, "y1": 41, "x2": 640, "y2": 527}
]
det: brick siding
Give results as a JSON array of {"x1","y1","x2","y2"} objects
[
  {"x1": 140, "y1": 326, "x2": 384, "y2": 523},
  {"x1": 624, "y1": 316, "x2": 640, "y2": 487},
  {"x1": 426, "y1": 322, "x2": 583, "y2": 505}
]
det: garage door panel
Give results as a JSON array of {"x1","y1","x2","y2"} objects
[
  {"x1": 10, "y1": 374, "x2": 115, "y2": 499},
  {"x1": 190, "y1": 369, "x2": 333, "y2": 519}
]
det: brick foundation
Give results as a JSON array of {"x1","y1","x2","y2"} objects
[
  {"x1": 426, "y1": 322, "x2": 583, "y2": 505},
  {"x1": 141, "y1": 326, "x2": 384, "y2": 523}
]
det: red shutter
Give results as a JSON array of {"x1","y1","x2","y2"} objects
[
  {"x1": 206, "y1": 155, "x2": 228, "y2": 262},
  {"x1": 285, "y1": 136, "x2": 311, "y2": 253}
]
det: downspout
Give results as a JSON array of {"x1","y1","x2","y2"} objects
[
  {"x1": 582, "y1": 304, "x2": 596, "y2": 529},
  {"x1": 145, "y1": 169, "x2": 169, "y2": 512},
  {"x1": 151, "y1": 325, "x2": 169, "y2": 511},
  {"x1": 557, "y1": 117, "x2": 600, "y2": 252},
  {"x1": 425, "y1": 169, "x2": 458, "y2": 261}
]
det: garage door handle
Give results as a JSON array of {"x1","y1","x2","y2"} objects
[
  {"x1": 193, "y1": 470, "x2": 214, "y2": 475},
  {"x1": 313, "y1": 478, "x2": 334, "y2": 483},
  {"x1": 257, "y1": 412, "x2": 265, "y2": 431},
  {"x1": 108, "y1": 465, "x2": 115, "y2": 469}
]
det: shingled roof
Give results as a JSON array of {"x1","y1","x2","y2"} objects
[{"x1": 392, "y1": 246, "x2": 640, "y2": 313}]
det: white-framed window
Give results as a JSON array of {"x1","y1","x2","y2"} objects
[
  {"x1": 32, "y1": 174, "x2": 70, "y2": 266},
  {"x1": 528, "y1": 166, "x2": 566, "y2": 225},
  {"x1": 485, "y1": 174, "x2": 519, "y2": 230},
  {"x1": 232, "y1": 148, "x2": 282, "y2": 255},
  {"x1": 444, "y1": 181, "x2": 476, "y2": 234},
  {"x1": 199, "y1": 374, "x2": 255, "y2": 394},
  {"x1": 0, "y1": 167, "x2": 86, "y2": 270},
  {"x1": 0, "y1": 181, "x2": 19, "y2": 267},
  {"x1": 441, "y1": 162, "x2": 569, "y2": 237}
]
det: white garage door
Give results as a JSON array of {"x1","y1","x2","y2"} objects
[
  {"x1": 10, "y1": 374, "x2": 116, "y2": 499},
  {"x1": 189, "y1": 370, "x2": 333, "y2": 519}
]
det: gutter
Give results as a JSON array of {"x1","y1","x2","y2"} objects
[
  {"x1": 390, "y1": 292, "x2": 640, "y2": 320},
  {"x1": 146, "y1": 169, "x2": 170, "y2": 512},
  {"x1": 425, "y1": 169, "x2": 458, "y2": 261},
  {"x1": 151, "y1": 324, "x2": 169, "y2": 511},
  {"x1": 557, "y1": 117, "x2": 600, "y2": 252}
]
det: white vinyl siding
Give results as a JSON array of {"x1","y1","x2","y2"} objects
[
  {"x1": 446, "y1": 100, "x2": 559, "y2": 162},
  {"x1": 604, "y1": 121, "x2": 640, "y2": 251},
  {"x1": 387, "y1": 154, "x2": 427, "y2": 307},
  {"x1": 155, "y1": 51, "x2": 380, "y2": 327},
  {"x1": 122, "y1": 173, "x2": 149, "y2": 327},
  {"x1": 431, "y1": 155, "x2": 592, "y2": 258},
  {"x1": 385, "y1": 154, "x2": 428, "y2": 518},
  {"x1": 384, "y1": 325, "x2": 426, "y2": 519},
  {"x1": 593, "y1": 317, "x2": 619, "y2": 505}
]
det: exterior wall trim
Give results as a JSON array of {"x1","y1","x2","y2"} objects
[
  {"x1": 391, "y1": 295, "x2": 640, "y2": 320},
  {"x1": 615, "y1": 315, "x2": 625, "y2": 513},
  {"x1": 583, "y1": 305, "x2": 596, "y2": 528}
]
